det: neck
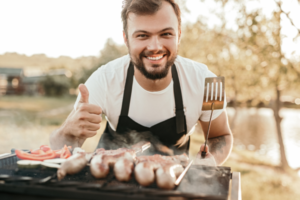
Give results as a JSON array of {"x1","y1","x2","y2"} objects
[{"x1": 134, "y1": 66, "x2": 172, "y2": 92}]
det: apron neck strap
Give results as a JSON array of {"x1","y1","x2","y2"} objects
[
  {"x1": 172, "y1": 64, "x2": 186, "y2": 134},
  {"x1": 120, "y1": 62, "x2": 186, "y2": 134},
  {"x1": 120, "y1": 62, "x2": 134, "y2": 116}
]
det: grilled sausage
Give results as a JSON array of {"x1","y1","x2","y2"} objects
[
  {"x1": 156, "y1": 163, "x2": 184, "y2": 190},
  {"x1": 114, "y1": 158, "x2": 133, "y2": 181},
  {"x1": 134, "y1": 162, "x2": 156, "y2": 186},
  {"x1": 90, "y1": 150, "x2": 136, "y2": 179},
  {"x1": 57, "y1": 153, "x2": 87, "y2": 181},
  {"x1": 90, "y1": 154, "x2": 110, "y2": 179}
]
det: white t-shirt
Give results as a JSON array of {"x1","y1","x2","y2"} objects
[{"x1": 74, "y1": 55, "x2": 226, "y2": 136}]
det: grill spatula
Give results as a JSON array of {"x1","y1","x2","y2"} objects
[
  {"x1": 175, "y1": 76, "x2": 225, "y2": 186},
  {"x1": 201, "y1": 76, "x2": 225, "y2": 158}
]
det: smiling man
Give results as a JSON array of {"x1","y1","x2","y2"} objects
[{"x1": 50, "y1": 0, "x2": 233, "y2": 165}]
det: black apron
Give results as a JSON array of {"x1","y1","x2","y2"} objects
[{"x1": 97, "y1": 62, "x2": 190, "y2": 155}]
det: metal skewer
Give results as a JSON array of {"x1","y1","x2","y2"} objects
[
  {"x1": 201, "y1": 102, "x2": 214, "y2": 158},
  {"x1": 174, "y1": 160, "x2": 194, "y2": 186},
  {"x1": 134, "y1": 142, "x2": 151, "y2": 154}
]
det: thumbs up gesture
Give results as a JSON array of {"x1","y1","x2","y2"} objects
[
  {"x1": 78, "y1": 84, "x2": 90, "y2": 104},
  {"x1": 64, "y1": 84, "x2": 102, "y2": 142}
]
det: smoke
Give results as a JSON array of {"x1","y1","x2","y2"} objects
[
  {"x1": 98, "y1": 129, "x2": 175, "y2": 156},
  {"x1": 177, "y1": 165, "x2": 231, "y2": 197},
  {"x1": 194, "y1": 157, "x2": 217, "y2": 167}
]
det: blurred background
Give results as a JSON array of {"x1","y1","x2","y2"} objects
[{"x1": 0, "y1": 0, "x2": 300, "y2": 199}]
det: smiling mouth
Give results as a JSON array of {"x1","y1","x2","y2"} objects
[{"x1": 146, "y1": 54, "x2": 166, "y2": 61}]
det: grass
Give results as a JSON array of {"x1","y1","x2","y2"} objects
[
  {"x1": 0, "y1": 95, "x2": 299, "y2": 200},
  {"x1": 0, "y1": 95, "x2": 76, "y2": 112}
]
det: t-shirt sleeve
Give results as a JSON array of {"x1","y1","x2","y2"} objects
[
  {"x1": 74, "y1": 67, "x2": 107, "y2": 114},
  {"x1": 199, "y1": 69, "x2": 227, "y2": 122}
]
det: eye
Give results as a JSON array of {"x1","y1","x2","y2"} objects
[
  {"x1": 137, "y1": 34, "x2": 148, "y2": 38},
  {"x1": 162, "y1": 32, "x2": 172, "y2": 36}
]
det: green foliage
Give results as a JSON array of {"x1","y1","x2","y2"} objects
[
  {"x1": 179, "y1": 0, "x2": 300, "y2": 106},
  {"x1": 40, "y1": 75, "x2": 71, "y2": 96}
]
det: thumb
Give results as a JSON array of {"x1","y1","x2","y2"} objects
[{"x1": 78, "y1": 84, "x2": 89, "y2": 104}]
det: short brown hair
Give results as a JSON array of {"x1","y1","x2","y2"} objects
[{"x1": 121, "y1": 0, "x2": 181, "y2": 37}]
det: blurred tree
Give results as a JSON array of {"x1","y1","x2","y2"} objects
[
  {"x1": 198, "y1": 0, "x2": 300, "y2": 172},
  {"x1": 77, "y1": 38, "x2": 128, "y2": 84},
  {"x1": 40, "y1": 75, "x2": 71, "y2": 96},
  {"x1": 179, "y1": 17, "x2": 260, "y2": 129}
]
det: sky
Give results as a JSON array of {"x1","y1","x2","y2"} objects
[{"x1": 0, "y1": 0, "x2": 299, "y2": 58}]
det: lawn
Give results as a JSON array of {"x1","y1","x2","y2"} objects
[{"x1": 0, "y1": 95, "x2": 299, "y2": 200}]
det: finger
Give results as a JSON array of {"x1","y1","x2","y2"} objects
[
  {"x1": 78, "y1": 84, "x2": 89, "y2": 104},
  {"x1": 200, "y1": 144, "x2": 209, "y2": 153},
  {"x1": 86, "y1": 114, "x2": 102, "y2": 124},
  {"x1": 79, "y1": 130, "x2": 98, "y2": 138},
  {"x1": 77, "y1": 103, "x2": 102, "y2": 115},
  {"x1": 197, "y1": 144, "x2": 213, "y2": 159},
  {"x1": 82, "y1": 115, "x2": 101, "y2": 130},
  {"x1": 86, "y1": 122, "x2": 101, "y2": 131},
  {"x1": 79, "y1": 120, "x2": 100, "y2": 131}
]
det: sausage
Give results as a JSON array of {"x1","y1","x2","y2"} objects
[
  {"x1": 90, "y1": 154, "x2": 110, "y2": 179},
  {"x1": 57, "y1": 153, "x2": 87, "y2": 181},
  {"x1": 155, "y1": 163, "x2": 184, "y2": 190},
  {"x1": 114, "y1": 152, "x2": 134, "y2": 182},
  {"x1": 134, "y1": 162, "x2": 156, "y2": 186},
  {"x1": 114, "y1": 158, "x2": 133, "y2": 182},
  {"x1": 90, "y1": 150, "x2": 136, "y2": 179},
  {"x1": 134, "y1": 154, "x2": 188, "y2": 188}
]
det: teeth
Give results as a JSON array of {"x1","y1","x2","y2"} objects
[{"x1": 147, "y1": 55, "x2": 163, "y2": 61}]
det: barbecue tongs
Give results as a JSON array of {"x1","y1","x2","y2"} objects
[{"x1": 201, "y1": 77, "x2": 225, "y2": 158}]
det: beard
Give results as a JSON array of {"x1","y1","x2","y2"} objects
[{"x1": 129, "y1": 49, "x2": 177, "y2": 80}]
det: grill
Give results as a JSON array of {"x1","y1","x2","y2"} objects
[{"x1": 0, "y1": 152, "x2": 241, "y2": 200}]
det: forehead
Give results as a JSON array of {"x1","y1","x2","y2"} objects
[{"x1": 127, "y1": 1, "x2": 179, "y2": 34}]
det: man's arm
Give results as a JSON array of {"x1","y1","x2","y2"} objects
[
  {"x1": 49, "y1": 84, "x2": 102, "y2": 150},
  {"x1": 198, "y1": 111, "x2": 233, "y2": 165},
  {"x1": 50, "y1": 110, "x2": 86, "y2": 150}
]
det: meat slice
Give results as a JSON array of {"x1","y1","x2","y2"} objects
[{"x1": 136, "y1": 154, "x2": 189, "y2": 166}]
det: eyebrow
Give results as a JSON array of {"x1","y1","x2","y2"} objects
[{"x1": 132, "y1": 27, "x2": 175, "y2": 35}]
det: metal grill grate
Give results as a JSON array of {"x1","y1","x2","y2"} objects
[{"x1": 0, "y1": 153, "x2": 231, "y2": 200}]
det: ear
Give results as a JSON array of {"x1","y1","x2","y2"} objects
[
  {"x1": 123, "y1": 31, "x2": 128, "y2": 48},
  {"x1": 178, "y1": 29, "x2": 182, "y2": 44}
]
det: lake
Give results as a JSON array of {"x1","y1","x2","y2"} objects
[{"x1": 227, "y1": 107, "x2": 300, "y2": 169}]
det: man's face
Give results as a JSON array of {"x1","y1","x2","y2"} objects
[{"x1": 124, "y1": 1, "x2": 181, "y2": 80}]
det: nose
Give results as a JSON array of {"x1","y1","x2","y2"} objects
[{"x1": 147, "y1": 36, "x2": 162, "y2": 52}]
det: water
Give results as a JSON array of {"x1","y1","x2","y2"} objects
[{"x1": 227, "y1": 107, "x2": 300, "y2": 169}]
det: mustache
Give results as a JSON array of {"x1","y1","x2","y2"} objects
[{"x1": 141, "y1": 50, "x2": 169, "y2": 57}]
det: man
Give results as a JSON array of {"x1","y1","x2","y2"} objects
[{"x1": 50, "y1": 0, "x2": 233, "y2": 165}]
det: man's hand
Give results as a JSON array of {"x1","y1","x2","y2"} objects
[
  {"x1": 50, "y1": 84, "x2": 102, "y2": 149},
  {"x1": 68, "y1": 84, "x2": 102, "y2": 139},
  {"x1": 195, "y1": 144, "x2": 217, "y2": 166},
  {"x1": 199, "y1": 111, "x2": 233, "y2": 165}
]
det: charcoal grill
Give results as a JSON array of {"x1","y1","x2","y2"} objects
[{"x1": 0, "y1": 152, "x2": 241, "y2": 200}]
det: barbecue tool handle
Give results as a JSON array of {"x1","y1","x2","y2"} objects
[
  {"x1": 175, "y1": 160, "x2": 194, "y2": 186},
  {"x1": 201, "y1": 103, "x2": 214, "y2": 159}
]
